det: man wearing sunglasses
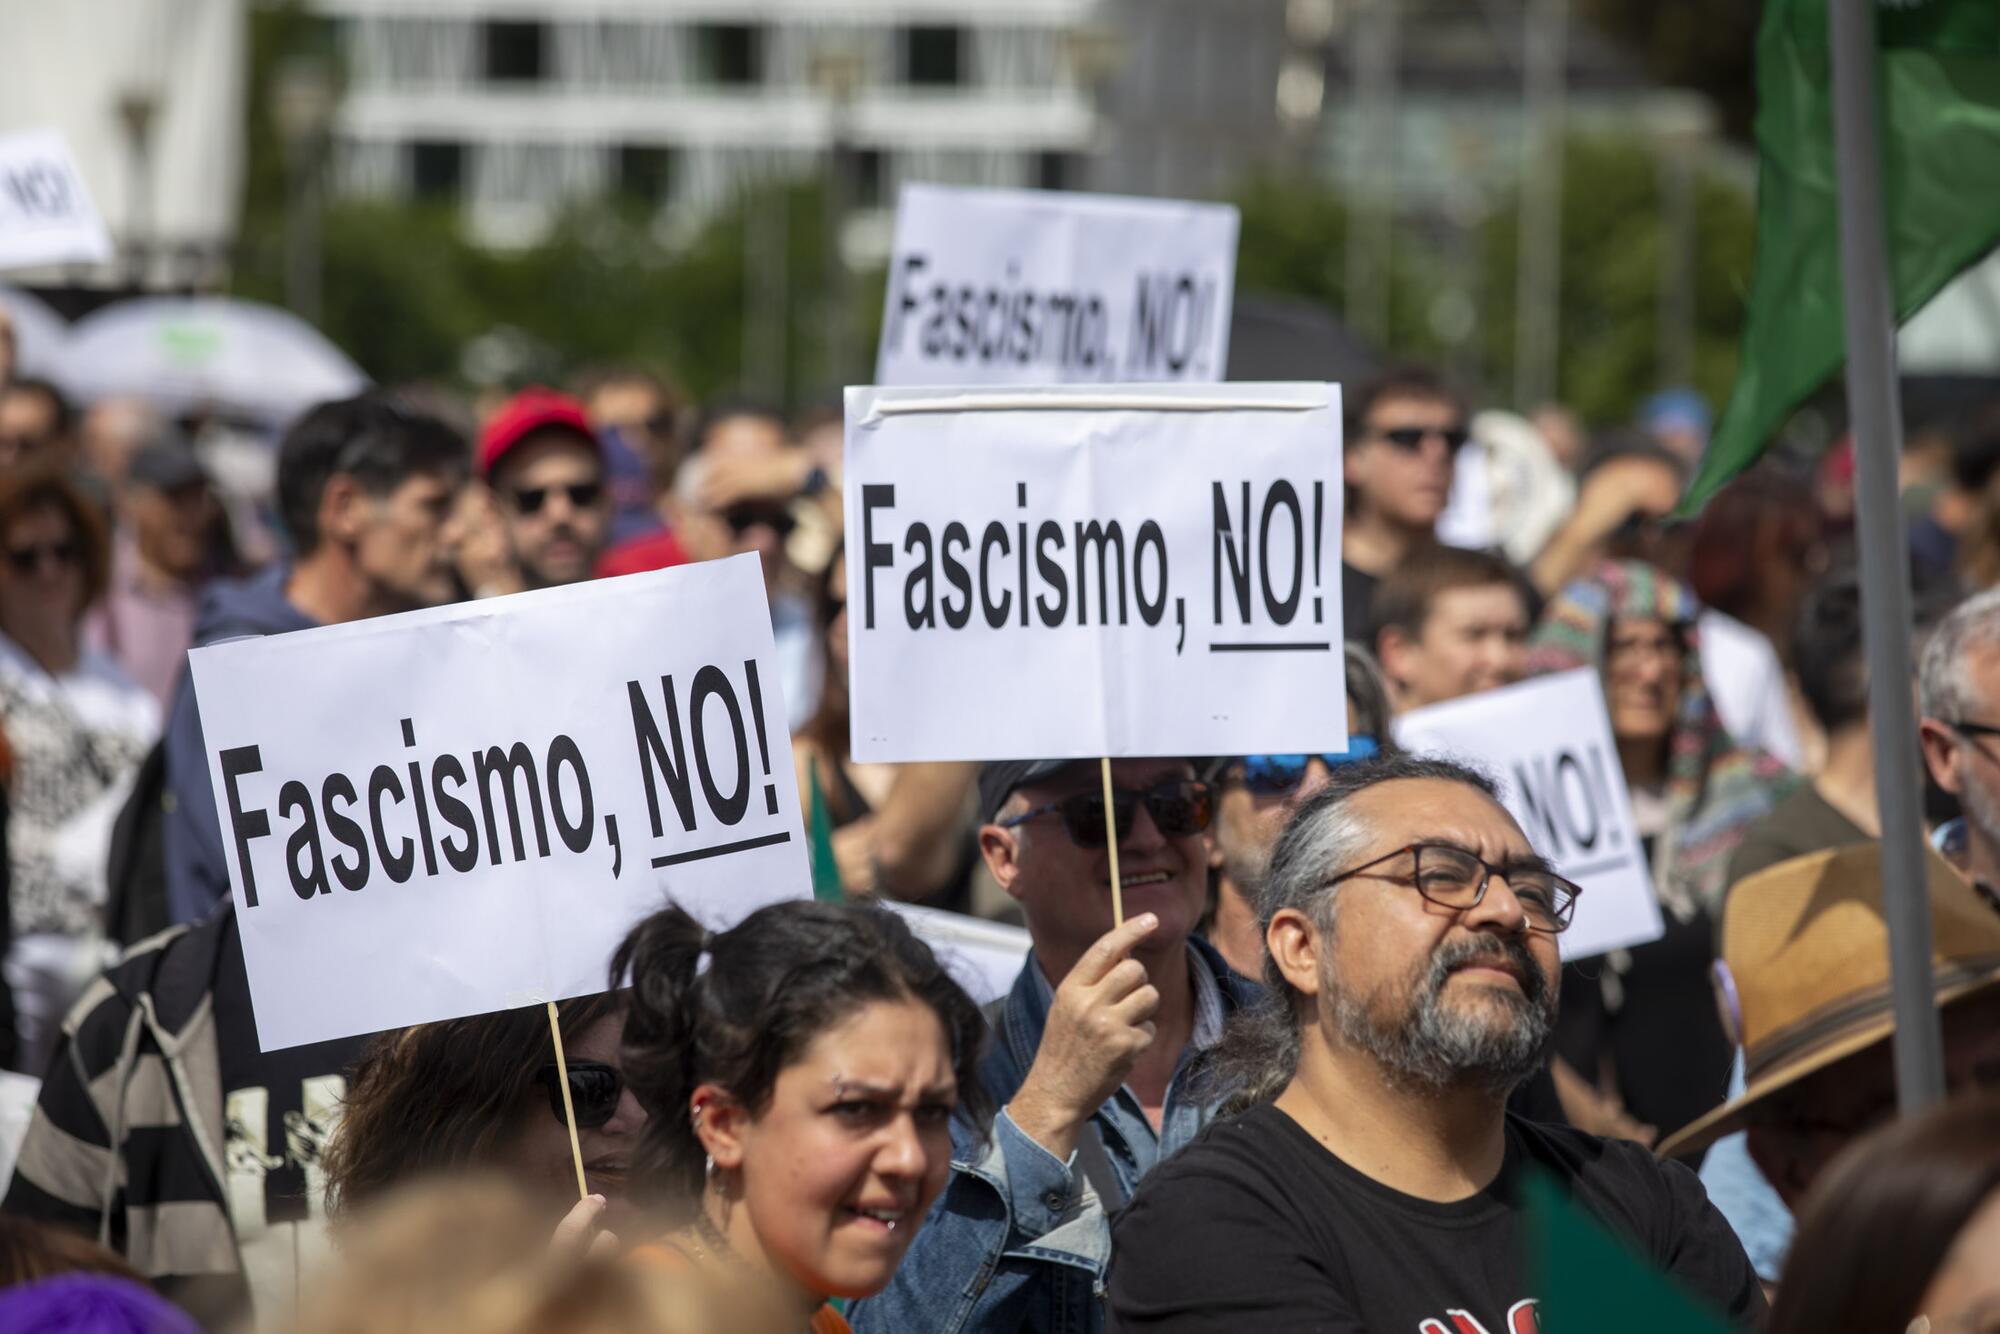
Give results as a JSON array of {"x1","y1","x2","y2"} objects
[
  {"x1": 1105, "y1": 753, "x2": 1764, "y2": 1331},
  {"x1": 852, "y1": 757, "x2": 1259, "y2": 1334},
  {"x1": 478, "y1": 388, "x2": 612, "y2": 591},
  {"x1": 1341, "y1": 364, "x2": 1471, "y2": 643}
]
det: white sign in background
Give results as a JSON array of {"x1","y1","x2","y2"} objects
[
  {"x1": 0, "y1": 129, "x2": 111, "y2": 271},
  {"x1": 876, "y1": 184, "x2": 1239, "y2": 387},
  {"x1": 845, "y1": 383, "x2": 1347, "y2": 763},
  {"x1": 1394, "y1": 668, "x2": 1666, "y2": 959},
  {"x1": 191, "y1": 556, "x2": 811, "y2": 1050}
]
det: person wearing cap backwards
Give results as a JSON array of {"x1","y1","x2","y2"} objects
[
  {"x1": 1104, "y1": 753, "x2": 1763, "y2": 1331},
  {"x1": 83, "y1": 435, "x2": 232, "y2": 711},
  {"x1": 850, "y1": 755, "x2": 1256, "y2": 1334},
  {"x1": 477, "y1": 387, "x2": 613, "y2": 591},
  {"x1": 1660, "y1": 845, "x2": 2000, "y2": 1273}
]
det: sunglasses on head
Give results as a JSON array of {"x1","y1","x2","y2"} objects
[
  {"x1": 512, "y1": 482, "x2": 603, "y2": 515},
  {"x1": 4, "y1": 539, "x2": 81, "y2": 577},
  {"x1": 534, "y1": 1060, "x2": 623, "y2": 1129},
  {"x1": 998, "y1": 779, "x2": 1214, "y2": 848},
  {"x1": 1235, "y1": 737, "x2": 1381, "y2": 796},
  {"x1": 1376, "y1": 425, "x2": 1470, "y2": 454}
]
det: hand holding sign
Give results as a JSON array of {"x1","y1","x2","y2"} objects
[{"x1": 1007, "y1": 912, "x2": 1161, "y2": 1162}]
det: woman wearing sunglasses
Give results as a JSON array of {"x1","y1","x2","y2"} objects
[
  {"x1": 0, "y1": 465, "x2": 159, "y2": 1076},
  {"x1": 618, "y1": 899, "x2": 986, "y2": 1333},
  {"x1": 324, "y1": 992, "x2": 645, "y2": 1230}
]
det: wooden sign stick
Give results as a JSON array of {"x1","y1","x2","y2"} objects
[
  {"x1": 547, "y1": 1001, "x2": 589, "y2": 1200},
  {"x1": 1101, "y1": 757, "x2": 1124, "y2": 928}
]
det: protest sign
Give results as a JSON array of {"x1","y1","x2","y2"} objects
[
  {"x1": 844, "y1": 383, "x2": 1347, "y2": 763},
  {"x1": 189, "y1": 555, "x2": 811, "y2": 1050},
  {"x1": 885, "y1": 901, "x2": 1031, "y2": 1006},
  {"x1": 0, "y1": 129, "x2": 111, "y2": 271},
  {"x1": 876, "y1": 184, "x2": 1238, "y2": 386},
  {"x1": 1395, "y1": 669, "x2": 1666, "y2": 958}
]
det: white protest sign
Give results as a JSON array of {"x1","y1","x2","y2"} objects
[
  {"x1": 190, "y1": 555, "x2": 811, "y2": 1050},
  {"x1": 884, "y1": 901, "x2": 1030, "y2": 1006},
  {"x1": 0, "y1": 130, "x2": 112, "y2": 271},
  {"x1": 876, "y1": 184, "x2": 1238, "y2": 386},
  {"x1": 1394, "y1": 668, "x2": 1666, "y2": 959},
  {"x1": 845, "y1": 383, "x2": 1346, "y2": 762}
]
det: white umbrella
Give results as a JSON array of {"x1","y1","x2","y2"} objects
[
  {"x1": 54, "y1": 296, "x2": 368, "y2": 425},
  {"x1": 0, "y1": 284, "x2": 72, "y2": 380}
]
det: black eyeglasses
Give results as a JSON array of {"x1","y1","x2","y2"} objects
[
  {"x1": 4, "y1": 539, "x2": 81, "y2": 576},
  {"x1": 512, "y1": 482, "x2": 603, "y2": 515},
  {"x1": 1375, "y1": 425, "x2": 1471, "y2": 454},
  {"x1": 998, "y1": 779, "x2": 1215, "y2": 849},
  {"x1": 1324, "y1": 842, "x2": 1580, "y2": 935},
  {"x1": 534, "y1": 1060, "x2": 624, "y2": 1129},
  {"x1": 1951, "y1": 720, "x2": 2000, "y2": 743}
]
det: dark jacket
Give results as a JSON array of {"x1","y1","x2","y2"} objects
[{"x1": 161, "y1": 567, "x2": 314, "y2": 926}]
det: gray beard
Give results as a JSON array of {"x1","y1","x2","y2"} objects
[{"x1": 1330, "y1": 932, "x2": 1556, "y2": 1095}]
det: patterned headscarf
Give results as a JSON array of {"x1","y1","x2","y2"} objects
[{"x1": 1527, "y1": 560, "x2": 1796, "y2": 921}]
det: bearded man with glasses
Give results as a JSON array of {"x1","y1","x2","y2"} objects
[
  {"x1": 477, "y1": 388, "x2": 612, "y2": 590},
  {"x1": 1105, "y1": 752, "x2": 1764, "y2": 1332},
  {"x1": 851, "y1": 756, "x2": 1258, "y2": 1334}
]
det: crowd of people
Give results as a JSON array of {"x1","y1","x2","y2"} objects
[{"x1": 1, "y1": 287, "x2": 2000, "y2": 1333}]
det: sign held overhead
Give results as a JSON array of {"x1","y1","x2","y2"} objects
[
  {"x1": 876, "y1": 184, "x2": 1239, "y2": 386},
  {"x1": 0, "y1": 129, "x2": 112, "y2": 271},
  {"x1": 844, "y1": 383, "x2": 1346, "y2": 763},
  {"x1": 190, "y1": 555, "x2": 811, "y2": 1050}
]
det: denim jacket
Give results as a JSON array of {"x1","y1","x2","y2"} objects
[{"x1": 850, "y1": 936, "x2": 1258, "y2": 1334}]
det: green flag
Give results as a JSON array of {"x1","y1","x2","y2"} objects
[
  {"x1": 1681, "y1": 0, "x2": 2000, "y2": 514},
  {"x1": 1524, "y1": 1171, "x2": 1739, "y2": 1333},
  {"x1": 807, "y1": 756, "x2": 844, "y2": 903}
]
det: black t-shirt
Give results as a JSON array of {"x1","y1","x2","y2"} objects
[
  {"x1": 1341, "y1": 561, "x2": 1381, "y2": 650},
  {"x1": 1106, "y1": 1103, "x2": 1765, "y2": 1333}
]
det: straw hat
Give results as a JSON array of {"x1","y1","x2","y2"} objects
[{"x1": 1656, "y1": 842, "x2": 2000, "y2": 1159}]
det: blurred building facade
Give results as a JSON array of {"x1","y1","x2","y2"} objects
[{"x1": 315, "y1": 0, "x2": 1296, "y2": 247}]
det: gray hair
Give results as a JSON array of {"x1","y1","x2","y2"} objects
[
  {"x1": 1918, "y1": 587, "x2": 2000, "y2": 722},
  {"x1": 1200, "y1": 753, "x2": 1501, "y2": 1114},
  {"x1": 1344, "y1": 641, "x2": 1395, "y2": 742}
]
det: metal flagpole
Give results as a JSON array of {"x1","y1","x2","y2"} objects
[{"x1": 1826, "y1": 0, "x2": 1946, "y2": 1111}]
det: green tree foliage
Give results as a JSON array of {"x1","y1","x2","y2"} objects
[{"x1": 1232, "y1": 132, "x2": 1755, "y2": 427}]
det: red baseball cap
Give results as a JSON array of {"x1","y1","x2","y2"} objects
[{"x1": 477, "y1": 387, "x2": 600, "y2": 479}]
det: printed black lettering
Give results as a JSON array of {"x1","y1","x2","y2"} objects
[
  {"x1": 903, "y1": 524, "x2": 936, "y2": 629},
  {"x1": 431, "y1": 754, "x2": 480, "y2": 872},
  {"x1": 860, "y1": 485, "x2": 895, "y2": 630},
  {"x1": 220, "y1": 746, "x2": 270, "y2": 908},
  {"x1": 1035, "y1": 520, "x2": 1069, "y2": 625},
  {"x1": 321, "y1": 773, "x2": 370, "y2": 891},
  {"x1": 473, "y1": 742, "x2": 550, "y2": 865},
  {"x1": 689, "y1": 666, "x2": 751, "y2": 826},
  {"x1": 629, "y1": 676, "x2": 697, "y2": 837},
  {"x1": 279, "y1": 781, "x2": 329, "y2": 900},
  {"x1": 979, "y1": 521, "x2": 1011, "y2": 627},
  {"x1": 368, "y1": 764, "x2": 415, "y2": 884},
  {"x1": 1135, "y1": 520, "x2": 1169, "y2": 626},
  {"x1": 939, "y1": 521, "x2": 973, "y2": 629},
  {"x1": 1074, "y1": 519, "x2": 1128, "y2": 626},
  {"x1": 547, "y1": 734, "x2": 595, "y2": 854}
]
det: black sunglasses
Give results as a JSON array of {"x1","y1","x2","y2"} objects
[
  {"x1": 4, "y1": 539, "x2": 81, "y2": 576},
  {"x1": 723, "y1": 502, "x2": 797, "y2": 538},
  {"x1": 534, "y1": 1060, "x2": 623, "y2": 1129},
  {"x1": 998, "y1": 779, "x2": 1214, "y2": 849},
  {"x1": 1376, "y1": 425, "x2": 1471, "y2": 454},
  {"x1": 512, "y1": 482, "x2": 603, "y2": 515}
]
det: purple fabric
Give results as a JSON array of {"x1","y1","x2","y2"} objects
[{"x1": 0, "y1": 1274, "x2": 199, "y2": 1334}]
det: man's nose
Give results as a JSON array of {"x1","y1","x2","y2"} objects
[
  {"x1": 1120, "y1": 797, "x2": 1169, "y2": 851},
  {"x1": 1463, "y1": 870, "x2": 1531, "y2": 935}
]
